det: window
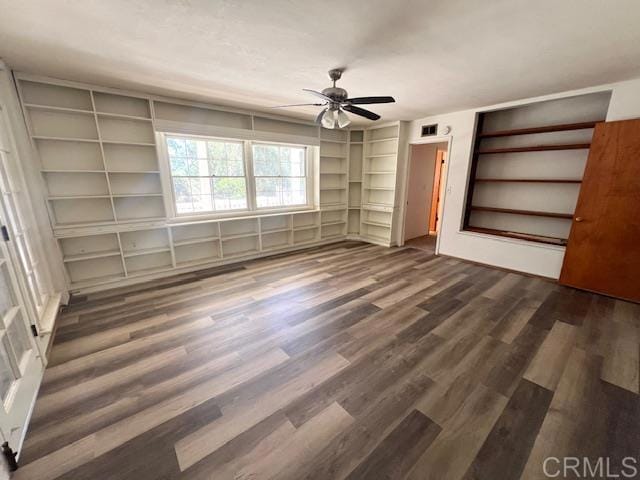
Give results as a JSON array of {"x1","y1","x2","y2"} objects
[
  {"x1": 253, "y1": 143, "x2": 307, "y2": 208},
  {"x1": 165, "y1": 135, "x2": 310, "y2": 217},
  {"x1": 167, "y1": 136, "x2": 247, "y2": 214}
]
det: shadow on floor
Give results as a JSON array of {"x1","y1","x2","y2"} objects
[{"x1": 404, "y1": 235, "x2": 436, "y2": 253}]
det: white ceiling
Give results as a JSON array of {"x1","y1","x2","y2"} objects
[{"x1": 1, "y1": 0, "x2": 639, "y2": 124}]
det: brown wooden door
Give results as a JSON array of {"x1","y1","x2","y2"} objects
[
  {"x1": 559, "y1": 119, "x2": 640, "y2": 302},
  {"x1": 428, "y1": 149, "x2": 446, "y2": 233}
]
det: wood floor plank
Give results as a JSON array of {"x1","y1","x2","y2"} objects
[
  {"x1": 235, "y1": 402, "x2": 353, "y2": 480},
  {"x1": 489, "y1": 298, "x2": 541, "y2": 344},
  {"x1": 579, "y1": 296, "x2": 640, "y2": 394},
  {"x1": 344, "y1": 409, "x2": 441, "y2": 480},
  {"x1": 523, "y1": 320, "x2": 578, "y2": 391},
  {"x1": 407, "y1": 384, "x2": 509, "y2": 480},
  {"x1": 180, "y1": 413, "x2": 296, "y2": 480},
  {"x1": 463, "y1": 379, "x2": 553, "y2": 480}
]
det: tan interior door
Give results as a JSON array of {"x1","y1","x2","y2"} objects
[
  {"x1": 559, "y1": 119, "x2": 640, "y2": 302},
  {"x1": 429, "y1": 149, "x2": 446, "y2": 234}
]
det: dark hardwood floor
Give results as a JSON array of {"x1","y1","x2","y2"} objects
[{"x1": 15, "y1": 241, "x2": 640, "y2": 479}]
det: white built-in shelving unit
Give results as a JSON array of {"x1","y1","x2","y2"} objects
[
  {"x1": 16, "y1": 74, "x2": 408, "y2": 292},
  {"x1": 319, "y1": 128, "x2": 348, "y2": 240},
  {"x1": 360, "y1": 123, "x2": 402, "y2": 245},
  {"x1": 348, "y1": 129, "x2": 363, "y2": 235},
  {"x1": 19, "y1": 80, "x2": 165, "y2": 229},
  {"x1": 56, "y1": 210, "x2": 324, "y2": 290},
  {"x1": 465, "y1": 92, "x2": 611, "y2": 246}
]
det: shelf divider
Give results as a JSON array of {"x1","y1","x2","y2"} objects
[
  {"x1": 465, "y1": 226, "x2": 567, "y2": 246},
  {"x1": 478, "y1": 120, "x2": 602, "y2": 138},
  {"x1": 476, "y1": 143, "x2": 590, "y2": 154},
  {"x1": 471, "y1": 205, "x2": 573, "y2": 219},
  {"x1": 474, "y1": 178, "x2": 582, "y2": 184}
]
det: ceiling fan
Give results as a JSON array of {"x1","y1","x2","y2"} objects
[{"x1": 273, "y1": 69, "x2": 395, "y2": 129}]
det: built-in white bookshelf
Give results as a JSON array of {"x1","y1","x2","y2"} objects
[
  {"x1": 348, "y1": 129, "x2": 364, "y2": 236},
  {"x1": 360, "y1": 123, "x2": 401, "y2": 245},
  {"x1": 18, "y1": 79, "x2": 164, "y2": 229},
  {"x1": 321, "y1": 209, "x2": 347, "y2": 239},
  {"x1": 319, "y1": 129, "x2": 348, "y2": 210},
  {"x1": 318, "y1": 128, "x2": 349, "y2": 243},
  {"x1": 56, "y1": 210, "x2": 330, "y2": 289},
  {"x1": 17, "y1": 75, "x2": 411, "y2": 292},
  {"x1": 291, "y1": 211, "x2": 320, "y2": 245}
]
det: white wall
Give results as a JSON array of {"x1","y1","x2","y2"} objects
[
  {"x1": 404, "y1": 78, "x2": 640, "y2": 279},
  {"x1": 606, "y1": 78, "x2": 640, "y2": 121},
  {"x1": 404, "y1": 143, "x2": 437, "y2": 240}
]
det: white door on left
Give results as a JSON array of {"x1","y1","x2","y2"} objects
[{"x1": 0, "y1": 108, "x2": 44, "y2": 469}]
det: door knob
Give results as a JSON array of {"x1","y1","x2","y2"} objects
[{"x1": 575, "y1": 216, "x2": 584, "y2": 222}]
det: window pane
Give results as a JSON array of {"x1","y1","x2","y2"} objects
[
  {"x1": 209, "y1": 158, "x2": 244, "y2": 177},
  {"x1": 253, "y1": 145, "x2": 280, "y2": 176},
  {"x1": 170, "y1": 157, "x2": 188, "y2": 175},
  {"x1": 255, "y1": 177, "x2": 281, "y2": 208},
  {"x1": 172, "y1": 177, "x2": 192, "y2": 213},
  {"x1": 225, "y1": 142, "x2": 242, "y2": 162},
  {"x1": 207, "y1": 141, "x2": 226, "y2": 160},
  {"x1": 167, "y1": 138, "x2": 187, "y2": 157},
  {"x1": 186, "y1": 158, "x2": 200, "y2": 176},
  {"x1": 0, "y1": 265, "x2": 17, "y2": 318},
  {"x1": 7, "y1": 312, "x2": 31, "y2": 370},
  {"x1": 209, "y1": 141, "x2": 244, "y2": 177},
  {"x1": 185, "y1": 139, "x2": 206, "y2": 159},
  {"x1": 0, "y1": 342, "x2": 16, "y2": 402},
  {"x1": 190, "y1": 178, "x2": 211, "y2": 196},
  {"x1": 192, "y1": 194, "x2": 214, "y2": 212},
  {"x1": 283, "y1": 178, "x2": 306, "y2": 206},
  {"x1": 281, "y1": 146, "x2": 305, "y2": 176},
  {"x1": 227, "y1": 160, "x2": 244, "y2": 176},
  {"x1": 212, "y1": 177, "x2": 247, "y2": 210}
]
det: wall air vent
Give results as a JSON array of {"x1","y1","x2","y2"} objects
[{"x1": 421, "y1": 124, "x2": 438, "y2": 136}]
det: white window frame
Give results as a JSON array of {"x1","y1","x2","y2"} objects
[{"x1": 159, "y1": 133, "x2": 315, "y2": 222}]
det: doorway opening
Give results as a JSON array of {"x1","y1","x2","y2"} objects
[{"x1": 403, "y1": 141, "x2": 448, "y2": 253}]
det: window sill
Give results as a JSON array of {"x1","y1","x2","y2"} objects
[{"x1": 168, "y1": 205, "x2": 318, "y2": 225}]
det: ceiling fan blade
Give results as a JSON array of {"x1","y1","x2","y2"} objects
[
  {"x1": 342, "y1": 104, "x2": 380, "y2": 121},
  {"x1": 303, "y1": 88, "x2": 334, "y2": 103},
  {"x1": 271, "y1": 103, "x2": 326, "y2": 108},
  {"x1": 345, "y1": 96, "x2": 395, "y2": 105}
]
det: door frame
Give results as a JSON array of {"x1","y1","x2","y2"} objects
[{"x1": 398, "y1": 136, "x2": 452, "y2": 254}]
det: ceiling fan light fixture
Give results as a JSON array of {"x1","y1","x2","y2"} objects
[
  {"x1": 320, "y1": 108, "x2": 336, "y2": 129},
  {"x1": 336, "y1": 109, "x2": 351, "y2": 128}
]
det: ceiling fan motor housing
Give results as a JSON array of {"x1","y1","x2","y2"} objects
[{"x1": 321, "y1": 86, "x2": 348, "y2": 103}]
